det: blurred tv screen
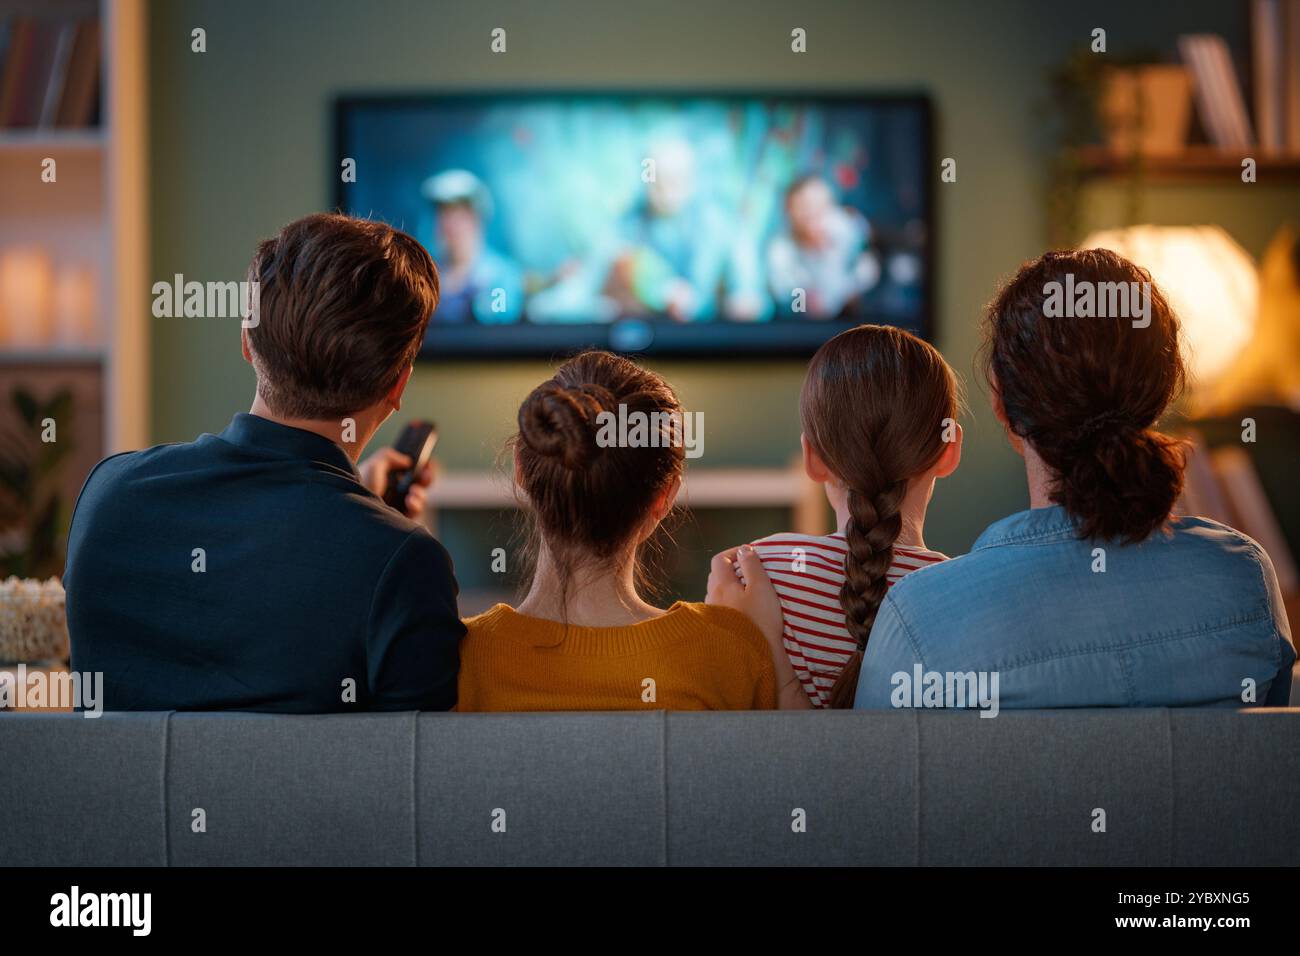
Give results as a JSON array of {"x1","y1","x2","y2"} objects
[{"x1": 335, "y1": 93, "x2": 932, "y2": 357}]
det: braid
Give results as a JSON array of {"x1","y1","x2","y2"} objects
[
  {"x1": 798, "y1": 324, "x2": 960, "y2": 709},
  {"x1": 826, "y1": 477, "x2": 907, "y2": 709}
]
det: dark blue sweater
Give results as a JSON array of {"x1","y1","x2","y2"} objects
[{"x1": 64, "y1": 413, "x2": 464, "y2": 712}]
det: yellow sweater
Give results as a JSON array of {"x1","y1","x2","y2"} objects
[{"x1": 457, "y1": 602, "x2": 777, "y2": 712}]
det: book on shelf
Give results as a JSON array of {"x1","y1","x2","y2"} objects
[
  {"x1": 56, "y1": 19, "x2": 101, "y2": 129},
  {"x1": 1253, "y1": 0, "x2": 1300, "y2": 155},
  {"x1": 38, "y1": 20, "x2": 77, "y2": 129},
  {"x1": 1179, "y1": 33, "x2": 1255, "y2": 150},
  {"x1": 1254, "y1": 0, "x2": 1285, "y2": 152},
  {"x1": 1286, "y1": 0, "x2": 1300, "y2": 152},
  {"x1": 0, "y1": 12, "x2": 101, "y2": 131}
]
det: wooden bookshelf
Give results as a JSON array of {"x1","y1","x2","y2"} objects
[
  {"x1": 0, "y1": 128, "x2": 104, "y2": 151},
  {"x1": 0, "y1": 0, "x2": 148, "y2": 454}
]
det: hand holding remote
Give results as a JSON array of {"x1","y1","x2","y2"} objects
[{"x1": 358, "y1": 420, "x2": 438, "y2": 518}]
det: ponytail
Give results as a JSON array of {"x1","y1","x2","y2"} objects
[
  {"x1": 1041, "y1": 423, "x2": 1187, "y2": 544},
  {"x1": 984, "y1": 249, "x2": 1189, "y2": 544}
]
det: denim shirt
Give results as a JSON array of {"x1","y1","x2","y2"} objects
[{"x1": 855, "y1": 506, "x2": 1295, "y2": 711}]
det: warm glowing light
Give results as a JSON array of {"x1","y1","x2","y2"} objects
[
  {"x1": 0, "y1": 247, "x2": 56, "y2": 348},
  {"x1": 1080, "y1": 225, "x2": 1258, "y2": 386},
  {"x1": 53, "y1": 263, "x2": 99, "y2": 347}
]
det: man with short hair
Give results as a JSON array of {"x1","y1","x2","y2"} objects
[{"x1": 65, "y1": 213, "x2": 464, "y2": 712}]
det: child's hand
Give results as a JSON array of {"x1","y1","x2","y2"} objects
[{"x1": 707, "y1": 545, "x2": 784, "y2": 647}]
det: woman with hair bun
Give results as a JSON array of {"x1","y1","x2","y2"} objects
[
  {"x1": 856, "y1": 248, "x2": 1295, "y2": 710},
  {"x1": 456, "y1": 350, "x2": 780, "y2": 711}
]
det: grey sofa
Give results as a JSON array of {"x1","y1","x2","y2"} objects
[{"x1": 2, "y1": 709, "x2": 1298, "y2": 866}]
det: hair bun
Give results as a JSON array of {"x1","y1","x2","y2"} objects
[{"x1": 518, "y1": 382, "x2": 610, "y2": 470}]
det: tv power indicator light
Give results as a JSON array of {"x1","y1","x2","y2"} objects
[{"x1": 610, "y1": 320, "x2": 654, "y2": 352}]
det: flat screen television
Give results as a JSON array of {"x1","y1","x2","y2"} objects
[{"x1": 334, "y1": 93, "x2": 932, "y2": 357}]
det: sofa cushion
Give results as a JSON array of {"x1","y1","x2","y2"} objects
[
  {"x1": 917, "y1": 709, "x2": 1173, "y2": 865},
  {"x1": 0, "y1": 712, "x2": 167, "y2": 866},
  {"x1": 1170, "y1": 709, "x2": 1300, "y2": 865},
  {"x1": 165, "y1": 712, "x2": 416, "y2": 866},
  {"x1": 416, "y1": 711, "x2": 666, "y2": 866},
  {"x1": 665, "y1": 710, "x2": 919, "y2": 865}
]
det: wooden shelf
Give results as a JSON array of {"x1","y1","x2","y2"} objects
[
  {"x1": 430, "y1": 467, "x2": 812, "y2": 508},
  {"x1": 0, "y1": 129, "x2": 105, "y2": 153},
  {"x1": 427, "y1": 465, "x2": 831, "y2": 535},
  {"x1": 1076, "y1": 145, "x2": 1300, "y2": 181},
  {"x1": 0, "y1": 347, "x2": 105, "y2": 366}
]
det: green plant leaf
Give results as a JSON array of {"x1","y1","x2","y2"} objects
[
  {"x1": 28, "y1": 494, "x2": 62, "y2": 579},
  {"x1": 41, "y1": 389, "x2": 74, "y2": 427},
  {"x1": 12, "y1": 388, "x2": 39, "y2": 427}
]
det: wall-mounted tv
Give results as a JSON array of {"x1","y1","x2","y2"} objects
[{"x1": 335, "y1": 93, "x2": 932, "y2": 357}]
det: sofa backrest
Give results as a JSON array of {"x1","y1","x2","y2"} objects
[{"x1": 2, "y1": 709, "x2": 1297, "y2": 866}]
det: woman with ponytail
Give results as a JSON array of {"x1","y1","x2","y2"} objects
[
  {"x1": 714, "y1": 325, "x2": 963, "y2": 709},
  {"x1": 856, "y1": 248, "x2": 1295, "y2": 711}
]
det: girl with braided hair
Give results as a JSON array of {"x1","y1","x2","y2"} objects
[{"x1": 727, "y1": 325, "x2": 963, "y2": 709}]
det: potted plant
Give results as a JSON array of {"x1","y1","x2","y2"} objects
[
  {"x1": 0, "y1": 386, "x2": 74, "y2": 580},
  {"x1": 1042, "y1": 47, "x2": 1187, "y2": 247}
]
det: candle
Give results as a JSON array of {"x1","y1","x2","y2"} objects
[
  {"x1": 0, "y1": 247, "x2": 56, "y2": 348},
  {"x1": 53, "y1": 262, "x2": 98, "y2": 347}
]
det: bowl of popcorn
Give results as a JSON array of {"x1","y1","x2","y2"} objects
[{"x1": 0, "y1": 577, "x2": 70, "y2": 666}]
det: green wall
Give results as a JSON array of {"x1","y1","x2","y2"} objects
[{"x1": 148, "y1": 0, "x2": 1287, "y2": 595}]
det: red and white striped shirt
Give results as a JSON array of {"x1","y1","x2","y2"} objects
[{"x1": 748, "y1": 532, "x2": 948, "y2": 708}]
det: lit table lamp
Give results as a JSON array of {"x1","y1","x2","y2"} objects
[{"x1": 1079, "y1": 225, "x2": 1258, "y2": 387}]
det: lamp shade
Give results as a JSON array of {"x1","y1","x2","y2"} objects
[{"x1": 1080, "y1": 225, "x2": 1258, "y2": 386}]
